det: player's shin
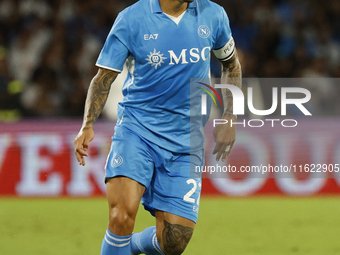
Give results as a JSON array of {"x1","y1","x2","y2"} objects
[
  {"x1": 130, "y1": 226, "x2": 165, "y2": 255},
  {"x1": 101, "y1": 228, "x2": 132, "y2": 255}
]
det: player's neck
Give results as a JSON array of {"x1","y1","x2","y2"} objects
[{"x1": 159, "y1": 0, "x2": 188, "y2": 17}]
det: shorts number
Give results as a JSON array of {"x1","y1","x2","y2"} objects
[{"x1": 183, "y1": 179, "x2": 201, "y2": 205}]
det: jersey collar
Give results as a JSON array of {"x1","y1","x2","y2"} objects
[{"x1": 150, "y1": 0, "x2": 197, "y2": 14}]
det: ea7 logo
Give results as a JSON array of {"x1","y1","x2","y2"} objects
[
  {"x1": 202, "y1": 85, "x2": 312, "y2": 116},
  {"x1": 144, "y1": 34, "x2": 158, "y2": 40}
]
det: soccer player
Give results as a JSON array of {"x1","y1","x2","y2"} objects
[{"x1": 74, "y1": 0, "x2": 241, "y2": 254}]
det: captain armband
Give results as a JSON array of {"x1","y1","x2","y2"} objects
[{"x1": 213, "y1": 37, "x2": 235, "y2": 61}]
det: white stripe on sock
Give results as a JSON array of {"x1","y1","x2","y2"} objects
[
  {"x1": 106, "y1": 230, "x2": 131, "y2": 242},
  {"x1": 105, "y1": 236, "x2": 131, "y2": 247}
]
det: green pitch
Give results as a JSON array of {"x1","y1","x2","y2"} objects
[{"x1": 0, "y1": 197, "x2": 339, "y2": 255}]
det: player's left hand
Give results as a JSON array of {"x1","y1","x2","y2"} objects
[
  {"x1": 212, "y1": 119, "x2": 236, "y2": 161},
  {"x1": 74, "y1": 127, "x2": 95, "y2": 166}
]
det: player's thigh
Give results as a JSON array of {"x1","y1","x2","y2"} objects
[
  {"x1": 105, "y1": 125, "x2": 154, "y2": 215},
  {"x1": 105, "y1": 125, "x2": 155, "y2": 235},
  {"x1": 105, "y1": 125, "x2": 154, "y2": 187},
  {"x1": 106, "y1": 176, "x2": 145, "y2": 213},
  {"x1": 155, "y1": 210, "x2": 195, "y2": 254}
]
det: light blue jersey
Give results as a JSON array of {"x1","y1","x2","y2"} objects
[{"x1": 97, "y1": 0, "x2": 235, "y2": 153}]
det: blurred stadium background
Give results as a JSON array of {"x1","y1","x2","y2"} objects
[{"x1": 1, "y1": 0, "x2": 340, "y2": 254}]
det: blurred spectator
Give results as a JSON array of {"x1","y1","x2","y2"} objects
[
  {"x1": 0, "y1": 46, "x2": 24, "y2": 121},
  {"x1": 8, "y1": 17, "x2": 52, "y2": 82},
  {"x1": 0, "y1": 0, "x2": 339, "y2": 120}
]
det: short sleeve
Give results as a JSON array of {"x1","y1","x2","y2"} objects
[
  {"x1": 213, "y1": 7, "x2": 235, "y2": 61},
  {"x1": 96, "y1": 12, "x2": 130, "y2": 72}
]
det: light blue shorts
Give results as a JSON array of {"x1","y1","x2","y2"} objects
[{"x1": 105, "y1": 125, "x2": 203, "y2": 223}]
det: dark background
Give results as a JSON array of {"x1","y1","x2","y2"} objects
[{"x1": 0, "y1": 0, "x2": 339, "y2": 120}]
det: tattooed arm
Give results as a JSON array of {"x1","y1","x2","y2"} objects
[
  {"x1": 213, "y1": 50, "x2": 242, "y2": 161},
  {"x1": 220, "y1": 51, "x2": 242, "y2": 120},
  {"x1": 74, "y1": 68, "x2": 118, "y2": 166}
]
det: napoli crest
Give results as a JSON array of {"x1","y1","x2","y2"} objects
[
  {"x1": 111, "y1": 155, "x2": 123, "y2": 168},
  {"x1": 198, "y1": 25, "x2": 210, "y2": 39}
]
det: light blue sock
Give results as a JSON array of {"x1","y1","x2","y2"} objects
[
  {"x1": 101, "y1": 228, "x2": 131, "y2": 255},
  {"x1": 131, "y1": 226, "x2": 165, "y2": 255}
]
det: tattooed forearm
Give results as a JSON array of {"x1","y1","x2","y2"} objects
[
  {"x1": 82, "y1": 68, "x2": 118, "y2": 130},
  {"x1": 221, "y1": 50, "x2": 242, "y2": 120},
  {"x1": 162, "y1": 220, "x2": 193, "y2": 255}
]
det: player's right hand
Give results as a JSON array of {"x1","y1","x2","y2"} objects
[{"x1": 74, "y1": 127, "x2": 95, "y2": 166}]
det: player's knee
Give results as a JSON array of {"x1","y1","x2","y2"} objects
[{"x1": 108, "y1": 206, "x2": 135, "y2": 231}]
